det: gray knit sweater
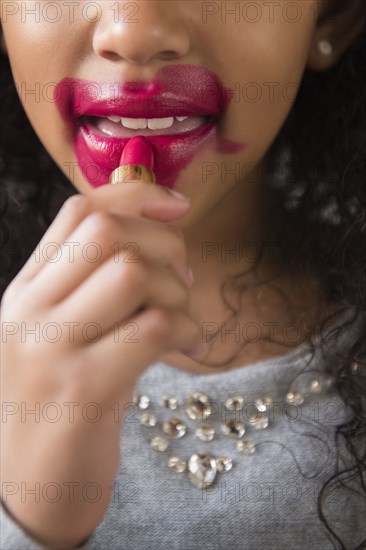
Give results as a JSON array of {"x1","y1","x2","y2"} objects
[{"x1": 1, "y1": 344, "x2": 365, "y2": 549}]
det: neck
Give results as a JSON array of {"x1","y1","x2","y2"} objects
[
  {"x1": 160, "y1": 167, "x2": 325, "y2": 374},
  {"x1": 184, "y1": 169, "x2": 268, "y2": 275}
]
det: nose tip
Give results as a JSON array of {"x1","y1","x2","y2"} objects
[{"x1": 92, "y1": 1, "x2": 191, "y2": 66}]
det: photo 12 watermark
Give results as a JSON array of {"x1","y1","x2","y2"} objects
[
  {"x1": 1, "y1": 479, "x2": 140, "y2": 504},
  {"x1": 201, "y1": 1, "x2": 329, "y2": 24},
  {"x1": 0, "y1": 2, "x2": 140, "y2": 24}
]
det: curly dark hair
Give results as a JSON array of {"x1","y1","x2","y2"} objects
[{"x1": 1, "y1": 2, "x2": 365, "y2": 548}]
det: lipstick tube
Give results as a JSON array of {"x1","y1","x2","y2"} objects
[{"x1": 109, "y1": 136, "x2": 156, "y2": 184}]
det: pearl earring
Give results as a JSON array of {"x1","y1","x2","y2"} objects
[{"x1": 318, "y1": 39, "x2": 333, "y2": 56}]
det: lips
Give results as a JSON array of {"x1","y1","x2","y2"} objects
[{"x1": 55, "y1": 65, "x2": 245, "y2": 188}]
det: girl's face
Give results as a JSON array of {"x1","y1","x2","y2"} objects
[{"x1": 0, "y1": 1, "x2": 335, "y2": 227}]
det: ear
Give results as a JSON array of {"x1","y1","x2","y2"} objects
[{"x1": 307, "y1": 1, "x2": 366, "y2": 71}]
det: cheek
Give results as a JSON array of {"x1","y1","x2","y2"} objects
[
  {"x1": 2, "y1": 16, "x2": 61, "y2": 125},
  {"x1": 2, "y1": 8, "x2": 74, "y2": 81},
  {"x1": 1, "y1": 13, "x2": 89, "y2": 189},
  {"x1": 173, "y1": 13, "x2": 316, "y2": 213},
  {"x1": 203, "y1": 13, "x2": 315, "y2": 153}
]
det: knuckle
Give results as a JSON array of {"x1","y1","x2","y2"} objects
[
  {"x1": 83, "y1": 211, "x2": 119, "y2": 242},
  {"x1": 159, "y1": 278, "x2": 189, "y2": 309},
  {"x1": 115, "y1": 257, "x2": 149, "y2": 289},
  {"x1": 1, "y1": 280, "x2": 25, "y2": 311},
  {"x1": 143, "y1": 308, "x2": 172, "y2": 342},
  {"x1": 62, "y1": 193, "x2": 90, "y2": 217},
  {"x1": 1, "y1": 283, "x2": 16, "y2": 308}
]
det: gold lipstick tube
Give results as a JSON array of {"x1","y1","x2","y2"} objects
[{"x1": 109, "y1": 164, "x2": 156, "y2": 185}]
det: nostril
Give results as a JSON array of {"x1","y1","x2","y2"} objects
[
  {"x1": 94, "y1": 50, "x2": 122, "y2": 63},
  {"x1": 158, "y1": 50, "x2": 184, "y2": 61}
]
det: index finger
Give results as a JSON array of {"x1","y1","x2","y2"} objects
[
  {"x1": 85, "y1": 179, "x2": 190, "y2": 222},
  {"x1": 12, "y1": 181, "x2": 190, "y2": 285}
]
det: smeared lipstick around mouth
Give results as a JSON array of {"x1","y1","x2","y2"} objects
[
  {"x1": 55, "y1": 65, "x2": 246, "y2": 189},
  {"x1": 75, "y1": 114, "x2": 218, "y2": 189}
]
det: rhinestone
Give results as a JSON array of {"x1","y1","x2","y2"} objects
[
  {"x1": 168, "y1": 456, "x2": 187, "y2": 473},
  {"x1": 216, "y1": 456, "x2": 233, "y2": 473},
  {"x1": 196, "y1": 424, "x2": 215, "y2": 442},
  {"x1": 309, "y1": 379, "x2": 322, "y2": 394},
  {"x1": 160, "y1": 396, "x2": 178, "y2": 410},
  {"x1": 255, "y1": 395, "x2": 273, "y2": 412},
  {"x1": 188, "y1": 453, "x2": 217, "y2": 488},
  {"x1": 225, "y1": 395, "x2": 244, "y2": 411},
  {"x1": 151, "y1": 436, "x2": 169, "y2": 452},
  {"x1": 221, "y1": 420, "x2": 245, "y2": 439},
  {"x1": 139, "y1": 412, "x2": 157, "y2": 427},
  {"x1": 286, "y1": 391, "x2": 304, "y2": 405},
  {"x1": 132, "y1": 393, "x2": 150, "y2": 410},
  {"x1": 248, "y1": 414, "x2": 269, "y2": 430},
  {"x1": 184, "y1": 391, "x2": 212, "y2": 420},
  {"x1": 252, "y1": 414, "x2": 269, "y2": 430},
  {"x1": 162, "y1": 418, "x2": 187, "y2": 439},
  {"x1": 237, "y1": 439, "x2": 256, "y2": 455}
]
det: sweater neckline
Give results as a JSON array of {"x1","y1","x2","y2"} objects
[{"x1": 143, "y1": 342, "x2": 314, "y2": 387}]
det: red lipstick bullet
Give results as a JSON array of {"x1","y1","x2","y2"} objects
[{"x1": 109, "y1": 136, "x2": 156, "y2": 184}]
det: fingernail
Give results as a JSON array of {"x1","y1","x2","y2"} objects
[
  {"x1": 181, "y1": 267, "x2": 194, "y2": 289},
  {"x1": 181, "y1": 268, "x2": 193, "y2": 289},
  {"x1": 166, "y1": 189, "x2": 190, "y2": 201}
]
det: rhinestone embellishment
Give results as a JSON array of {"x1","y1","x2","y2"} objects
[
  {"x1": 162, "y1": 418, "x2": 187, "y2": 439},
  {"x1": 138, "y1": 367, "x2": 334, "y2": 489},
  {"x1": 225, "y1": 395, "x2": 245, "y2": 411},
  {"x1": 195, "y1": 424, "x2": 215, "y2": 441},
  {"x1": 168, "y1": 456, "x2": 187, "y2": 473},
  {"x1": 255, "y1": 395, "x2": 273, "y2": 412},
  {"x1": 160, "y1": 396, "x2": 178, "y2": 410},
  {"x1": 286, "y1": 391, "x2": 304, "y2": 405},
  {"x1": 221, "y1": 420, "x2": 245, "y2": 439},
  {"x1": 248, "y1": 414, "x2": 269, "y2": 430},
  {"x1": 151, "y1": 436, "x2": 169, "y2": 452},
  {"x1": 216, "y1": 456, "x2": 233, "y2": 473},
  {"x1": 237, "y1": 439, "x2": 256, "y2": 455},
  {"x1": 188, "y1": 453, "x2": 217, "y2": 488},
  {"x1": 184, "y1": 391, "x2": 212, "y2": 420},
  {"x1": 310, "y1": 379, "x2": 322, "y2": 394},
  {"x1": 133, "y1": 393, "x2": 150, "y2": 410},
  {"x1": 139, "y1": 412, "x2": 157, "y2": 427}
]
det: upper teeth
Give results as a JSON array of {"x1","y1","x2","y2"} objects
[{"x1": 106, "y1": 116, "x2": 188, "y2": 130}]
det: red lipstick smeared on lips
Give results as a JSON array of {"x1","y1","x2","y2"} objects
[{"x1": 55, "y1": 65, "x2": 246, "y2": 189}]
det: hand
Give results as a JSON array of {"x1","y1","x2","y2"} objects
[{"x1": 0, "y1": 181, "x2": 200, "y2": 548}]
